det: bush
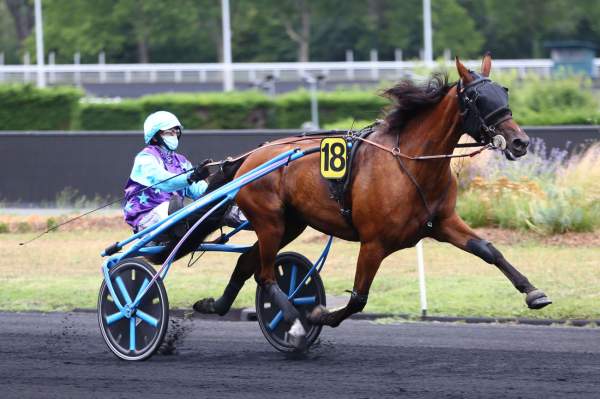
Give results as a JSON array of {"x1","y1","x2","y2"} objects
[
  {"x1": 0, "y1": 222, "x2": 8, "y2": 234},
  {"x1": 501, "y1": 72, "x2": 600, "y2": 125},
  {"x1": 274, "y1": 90, "x2": 387, "y2": 128},
  {"x1": 457, "y1": 143, "x2": 600, "y2": 233},
  {"x1": 0, "y1": 84, "x2": 82, "y2": 130},
  {"x1": 46, "y1": 217, "x2": 59, "y2": 232},
  {"x1": 79, "y1": 100, "x2": 143, "y2": 130},
  {"x1": 139, "y1": 91, "x2": 274, "y2": 129},
  {"x1": 15, "y1": 222, "x2": 31, "y2": 233},
  {"x1": 323, "y1": 118, "x2": 375, "y2": 130}
]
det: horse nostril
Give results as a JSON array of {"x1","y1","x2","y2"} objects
[{"x1": 512, "y1": 137, "x2": 529, "y2": 151}]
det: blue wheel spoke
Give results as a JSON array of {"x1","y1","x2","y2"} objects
[
  {"x1": 115, "y1": 276, "x2": 133, "y2": 304},
  {"x1": 105, "y1": 311, "x2": 125, "y2": 325},
  {"x1": 268, "y1": 310, "x2": 284, "y2": 331},
  {"x1": 133, "y1": 278, "x2": 150, "y2": 304},
  {"x1": 129, "y1": 317, "x2": 136, "y2": 351},
  {"x1": 136, "y1": 309, "x2": 159, "y2": 328},
  {"x1": 292, "y1": 296, "x2": 316, "y2": 306},
  {"x1": 288, "y1": 264, "x2": 298, "y2": 297}
]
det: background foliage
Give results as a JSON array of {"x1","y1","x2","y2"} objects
[
  {"x1": 0, "y1": 83, "x2": 81, "y2": 130},
  {"x1": 1, "y1": 72, "x2": 599, "y2": 130},
  {"x1": 2, "y1": 0, "x2": 600, "y2": 64}
]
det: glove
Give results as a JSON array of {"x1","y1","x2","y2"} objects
[{"x1": 187, "y1": 159, "x2": 212, "y2": 184}]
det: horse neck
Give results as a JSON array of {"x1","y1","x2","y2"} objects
[{"x1": 396, "y1": 86, "x2": 462, "y2": 158}]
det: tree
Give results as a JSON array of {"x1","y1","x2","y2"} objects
[
  {"x1": 4, "y1": 0, "x2": 33, "y2": 48},
  {"x1": 279, "y1": 0, "x2": 312, "y2": 62}
]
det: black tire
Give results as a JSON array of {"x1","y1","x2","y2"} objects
[
  {"x1": 256, "y1": 252, "x2": 326, "y2": 352},
  {"x1": 98, "y1": 258, "x2": 169, "y2": 361}
]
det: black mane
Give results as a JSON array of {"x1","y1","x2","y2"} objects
[{"x1": 382, "y1": 72, "x2": 454, "y2": 133}]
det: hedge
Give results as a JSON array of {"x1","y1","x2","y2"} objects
[
  {"x1": 1, "y1": 73, "x2": 599, "y2": 131},
  {"x1": 0, "y1": 84, "x2": 82, "y2": 130},
  {"x1": 273, "y1": 90, "x2": 388, "y2": 128},
  {"x1": 78, "y1": 100, "x2": 143, "y2": 130},
  {"x1": 139, "y1": 91, "x2": 274, "y2": 129}
]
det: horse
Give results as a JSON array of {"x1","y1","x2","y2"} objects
[{"x1": 194, "y1": 54, "x2": 552, "y2": 349}]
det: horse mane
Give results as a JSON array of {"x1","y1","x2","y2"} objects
[{"x1": 381, "y1": 72, "x2": 454, "y2": 134}]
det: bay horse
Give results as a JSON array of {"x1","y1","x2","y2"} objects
[{"x1": 194, "y1": 54, "x2": 552, "y2": 349}]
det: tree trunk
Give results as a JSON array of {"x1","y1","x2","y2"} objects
[
  {"x1": 137, "y1": 35, "x2": 149, "y2": 63},
  {"x1": 5, "y1": 0, "x2": 34, "y2": 49},
  {"x1": 283, "y1": 0, "x2": 311, "y2": 62}
]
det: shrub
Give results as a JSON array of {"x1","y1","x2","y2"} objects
[
  {"x1": 15, "y1": 222, "x2": 31, "y2": 233},
  {"x1": 457, "y1": 142, "x2": 600, "y2": 233},
  {"x1": 0, "y1": 84, "x2": 82, "y2": 130},
  {"x1": 528, "y1": 188, "x2": 600, "y2": 234},
  {"x1": 502, "y1": 72, "x2": 600, "y2": 125},
  {"x1": 0, "y1": 222, "x2": 8, "y2": 233},
  {"x1": 323, "y1": 118, "x2": 375, "y2": 130},
  {"x1": 139, "y1": 91, "x2": 274, "y2": 129},
  {"x1": 79, "y1": 99, "x2": 143, "y2": 130},
  {"x1": 46, "y1": 217, "x2": 59, "y2": 232},
  {"x1": 274, "y1": 90, "x2": 387, "y2": 128}
]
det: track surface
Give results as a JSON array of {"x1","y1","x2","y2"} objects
[{"x1": 1, "y1": 312, "x2": 599, "y2": 398}]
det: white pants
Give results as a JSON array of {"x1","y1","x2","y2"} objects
[
  {"x1": 137, "y1": 200, "x2": 247, "y2": 231},
  {"x1": 138, "y1": 201, "x2": 170, "y2": 231}
]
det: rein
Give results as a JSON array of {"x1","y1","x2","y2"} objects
[{"x1": 221, "y1": 127, "x2": 491, "y2": 165}]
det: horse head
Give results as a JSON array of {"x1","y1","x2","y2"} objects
[{"x1": 455, "y1": 53, "x2": 529, "y2": 160}]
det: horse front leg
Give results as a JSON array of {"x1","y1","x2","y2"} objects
[
  {"x1": 432, "y1": 213, "x2": 552, "y2": 309},
  {"x1": 309, "y1": 241, "x2": 385, "y2": 327}
]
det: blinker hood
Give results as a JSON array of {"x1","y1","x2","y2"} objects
[{"x1": 458, "y1": 72, "x2": 512, "y2": 143}]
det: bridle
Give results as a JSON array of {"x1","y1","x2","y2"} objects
[{"x1": 457, "y1": 72, "x2": 513, "y2": 148}]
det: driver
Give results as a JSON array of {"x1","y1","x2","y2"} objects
[{"x1": 123, "y1": 111, "x2": 212, "y2": 233}]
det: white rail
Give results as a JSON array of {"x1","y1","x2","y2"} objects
[{"x1": 0, "y1": 59, "x2": 573, "y2": 86}]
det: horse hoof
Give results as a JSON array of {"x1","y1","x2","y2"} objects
[
  {"x1": 286, "y1": 333, "x2": 308, "y2": 352},
  {"x1": 193, "y1": 298, "x2": 217, "y2": 314},
  {"x1": 526, "y1": 290, "x2": 552, "y2": 310},
  {"x1": 307, "y1": 305, "x2": 328, "y2": 325},
  {"x1": 285, "y1": 319, "x2": 308, "y2": 352}
]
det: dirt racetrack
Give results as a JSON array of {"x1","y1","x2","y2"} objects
[{"x1": 1, "y1": 311, "x2": 599, "y2": 398}]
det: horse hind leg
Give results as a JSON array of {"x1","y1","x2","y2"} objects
[
  {"x1": 254, "y1": 217, "x2": 311, "y2": 350},
  {"x1": 309, "y1": 240, "x2": 385, "y2": 328},
  {"x1": 193, "y1": 242, "x2": 259, "y2": 316},
  {"x1": 194, "y1": 218, "x2": 307, "y2": 317}
]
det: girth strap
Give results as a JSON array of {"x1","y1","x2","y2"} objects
[{"x1": 327, "y1": 123, "x2": 379, "y2": 227}]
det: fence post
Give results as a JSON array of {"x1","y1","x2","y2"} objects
[
  {"x1": 0, "y1": 52, "x2": 4, "y2": 82},
  {"x1": 24, "y1": 52, "x2": 31, "y2": 83},
  {"x1": 345, "y1": 49, "x2": 354, "y2": 80},
  {"x1": 443, "y1": 48, "x2": 451, "y2": 61},
  {"x1": 74, "y1": 52, "x2": 81, "y2": 87},
  {"x1": 370, "y1": 48, "x2": 379, "y2": 80},
  {"x1": 48, "y1": 51, "x2": 55, "y2": 84},
  {"x1": 394, "y1": 48, "x2": 403, "y2": 79},
  {"x1": 416, "y1": 240, "x2": 428, "y2": 317},
  {"x1": 98, "y1": 51, "x2": 106, "y2": 83}
]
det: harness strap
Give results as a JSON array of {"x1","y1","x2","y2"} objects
[{"x1": 356, "y1": 136, "x2": 491, "y2": 160}]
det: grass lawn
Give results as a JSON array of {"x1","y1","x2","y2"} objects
[{"x1": 0, "y1": 228, "x2": 598, "y2": 319}]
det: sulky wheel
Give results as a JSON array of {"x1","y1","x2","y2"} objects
[
  {"x1": 98, "y1": 258, "x2": 169, "y2": 361},
  {"x1": 256, "y1": 252, "x2": 326, "y2": 352}
]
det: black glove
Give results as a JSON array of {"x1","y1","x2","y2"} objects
[{"x1": 187, "y1": 159, "x2": 212, "y2": 184}]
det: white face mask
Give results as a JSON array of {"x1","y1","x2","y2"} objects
[{"x1": 161, "y1": 135, "x2": 179, "y2": 151}]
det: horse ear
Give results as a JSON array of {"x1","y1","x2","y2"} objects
[
  {"x1": 455, "y1": 56, "x2": 473, "y2": 84},
  {"x1": 481, "y1": 52, "x2": 492, "y2": 77}
]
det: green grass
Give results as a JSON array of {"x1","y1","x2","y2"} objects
[{"x1": 1, "y1": 229, "x2": 598, "y2": 319}]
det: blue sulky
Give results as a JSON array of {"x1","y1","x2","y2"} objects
[{"x1": 98, "y1": 147, "x2": 333, "y2": 360}]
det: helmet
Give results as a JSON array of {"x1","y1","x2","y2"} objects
[{"x1": 143, "y1": 111, "x2": 183, "y2": 144}]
